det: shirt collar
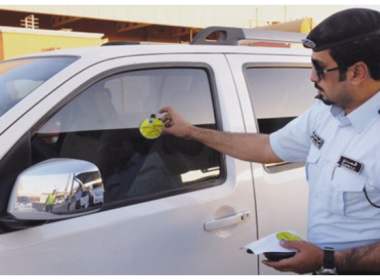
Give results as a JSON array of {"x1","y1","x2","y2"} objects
[{"x1": 330, "y1": 91, "x2": 380, "y2": 133}]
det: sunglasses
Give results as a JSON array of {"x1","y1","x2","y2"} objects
[{"x1": 312, "y1": 60, "x2": 340, "y2": 80}]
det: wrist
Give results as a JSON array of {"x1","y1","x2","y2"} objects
[
  {"x1": 316, "y1": 247, "x2": 337, "y2": 275},
  {"x1": 316, "y1": 248, "x2": 324, "y2": 268},
  {"x1": 333, "y1": 250, "x2": 343, "y2": 271},
  {"x1": 187, "y1": 125, "x2": 202, "y2": 140}
]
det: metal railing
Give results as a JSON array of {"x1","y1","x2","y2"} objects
[{"x1": 190, "y1": 26, "x2": 305, "y2": 46}]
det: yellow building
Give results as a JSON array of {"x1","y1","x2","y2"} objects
[
  {"x1": 0, "y1": 4, "x2": 346, "y2": 59},
  {"x1": 0, "y1": 26, "x2": 103, "y2": 60}
]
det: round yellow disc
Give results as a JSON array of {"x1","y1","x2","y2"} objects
[
  {"x1": 139, "y1": 117, "x2": 164, "y2": 139},
  {"x1": 276, "y1": 231, "x2": 302, "y2": 241}
]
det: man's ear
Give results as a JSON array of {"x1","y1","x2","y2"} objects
[{"x1": 351, "y1": 62, "x2": 368, "y2": 85}]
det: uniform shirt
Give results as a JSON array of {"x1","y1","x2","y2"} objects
[{"x1": 270, "y1": 91, "x2": 380, "y2": 251}]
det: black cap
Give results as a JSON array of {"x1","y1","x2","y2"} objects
[{"x1": 303, "y1": 8, "x2": 380, "y2": 52}]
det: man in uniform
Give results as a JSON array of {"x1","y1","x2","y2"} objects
[{"x1": 159, "y1": 8, "x2": 380, "y2": 275}]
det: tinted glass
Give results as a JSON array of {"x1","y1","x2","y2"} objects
[
  {"x1": 245, "y1": 67, "x2": 316, "y2": 134},
  {"x1": 34, "y1": 68, "x2": 221, "y2": 204}
]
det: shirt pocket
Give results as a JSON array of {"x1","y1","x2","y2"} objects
[
  {"x1": 330, "y1": 167, "x2": 378, "y2": 219},
  {"x1": 350, "y1": 179, "x2": 380, "y2": 219},
  {"x1": 305, "y1": 146, "x2": 321, "y2": 181}
]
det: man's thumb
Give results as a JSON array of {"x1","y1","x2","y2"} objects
[{"x1": 280, "y1": 240, "x2": 303, "y2": 250}]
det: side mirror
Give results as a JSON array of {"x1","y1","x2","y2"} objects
[{"x1": 8, "y1": 158, "x2": 104, "y2": 221}]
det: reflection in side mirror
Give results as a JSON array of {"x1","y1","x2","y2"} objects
[{"x1": 8, "y1": 158, "x2": 104, "y2": 221}]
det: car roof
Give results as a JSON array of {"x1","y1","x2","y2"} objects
[{"x1": 10, "y1": 44, "x2": 311, "y2": 64}]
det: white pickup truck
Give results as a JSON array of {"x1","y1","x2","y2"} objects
[{"x1": 0, "y1": 27, "x2": 316, "y2": 275}]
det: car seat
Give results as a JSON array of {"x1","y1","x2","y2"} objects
[{"x1": 59, "y1": 86, "x2": 120, "y2": 180}]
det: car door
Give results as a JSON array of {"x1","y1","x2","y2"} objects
[
  {"x1": 226, "y1": 53, "x2": 315, "y2": 275},
  {"x1": 0, "y1": 53, "x2": 258, "y2": 274}
]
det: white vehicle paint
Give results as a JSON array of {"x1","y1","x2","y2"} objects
[{"x1": 0, "y1": 29, "x2": 314, "y2": 275}]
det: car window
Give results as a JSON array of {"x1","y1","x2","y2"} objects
[
  {"x1": 33, "y1": 68, "x2": 221, "y2": 206},
  {"x1": 245, "y1": 67, "x2": 316, "y2": 133},
  {"x1": 245, "y1": 67, "x2": 316, "y2": 172},
  {"x1": 0, "y1": 57, "x2": 77, "y2": 117}
]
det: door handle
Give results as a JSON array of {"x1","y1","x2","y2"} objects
[{"x1": 204, "y1": 210, "x2": 251, "y2": 231}]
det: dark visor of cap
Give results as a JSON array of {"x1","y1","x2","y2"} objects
[{"x1": 303, "y1": 29, "x2": 380, "y2": 51}]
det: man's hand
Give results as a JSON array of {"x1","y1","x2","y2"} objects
[
  {"x1": 159, "y1": 107, "x2": 194, "y2": 138},
  {"x1": 262, "y1": 240, "x2": 323, "y2": 274}
]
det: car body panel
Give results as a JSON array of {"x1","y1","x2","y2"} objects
[{"x1": 0, "y1": 53, "x2": 259, "y2": 274}]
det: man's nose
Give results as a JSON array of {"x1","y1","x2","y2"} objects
[{"x1": 310, "y1": 67, "x2": 320, "y2": 83}]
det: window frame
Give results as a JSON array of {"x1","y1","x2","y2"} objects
[{"x1": 29, "y1": 62, "x2": 227, "y2": 210}]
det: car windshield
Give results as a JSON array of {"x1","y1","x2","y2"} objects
[{"x1": 0, "y1": 56, "x2": 77, "y2": 117}]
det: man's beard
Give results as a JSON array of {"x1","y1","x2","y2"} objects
[
  {"x1": 315, "y1": 93, "x2": 334, "y2": 106},
  {"x1": 314, "y1": 83, "x2": 333, "y2": 106}
]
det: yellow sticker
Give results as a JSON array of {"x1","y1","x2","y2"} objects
[
  {"x1": 276, "y1": 232, "x2": 302, "y2": 241},
  {"x1": 139, "y1": 116, "x2": 164, "y2": 139}
]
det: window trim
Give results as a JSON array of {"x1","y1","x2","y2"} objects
[
  {"x1": 243, "y1": 63, "x2": 312, "y2": 173},
  {"x1": 30, "y1": 61, "x2": 227, "y2": 210}
]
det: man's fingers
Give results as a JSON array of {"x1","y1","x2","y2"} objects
[
  {"x1": 159, "y1": 107, "x2": 174, "y2": 124},
  {"x1": 280, "y1": 240, "x2": 304, "y2": 250},
  {"x1": 158, "y1": 106, "x2": 191, "y2": 138},
  {"x1": 262, "y1": 258, "x2": 294, "y2": 272},
  {"x1": 164, "y1": 120, "x2": 173, "y2": 128},
  {"x1": 158, "y1": 107, "x2": 167, "y2": 114},
  {"x1": 161, "y1": 115, "x2": 170, "y2": 124},
  {"x1": 159, "y1": 107, "x2": 172, "y2": 114}
]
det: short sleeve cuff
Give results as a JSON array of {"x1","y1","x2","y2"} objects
[{"x1": 270, "y1": 131, "x2": 298, "y2": 162}]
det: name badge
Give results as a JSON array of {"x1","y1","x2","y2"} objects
[
  {"x1": 310, "y1": 131, "x2": 324, "y2": 149},
  {"x1": 337, "y1": 156, "x2": 363, "y2": 174}
]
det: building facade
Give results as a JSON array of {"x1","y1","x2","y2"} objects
[{"x1": 0, "y1": 5, "x2": 369, "y2": 41}]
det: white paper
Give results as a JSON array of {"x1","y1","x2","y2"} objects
[{"x1": 243, "y1": 230, "x2": 303, "y2": 255}]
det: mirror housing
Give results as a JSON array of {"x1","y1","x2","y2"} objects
[{"x1": 8, "y1": 158, "x2": 104, "y2": 221}]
